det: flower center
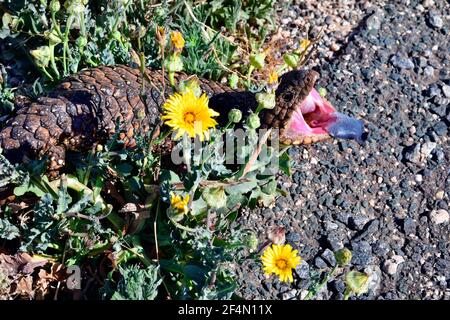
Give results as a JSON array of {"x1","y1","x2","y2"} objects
[
  {"x1": 184, "y1": 112, "x2": 196, "y2": 124},
  {"x1": 276, "y1": 259, "x2": 288, "y2": 270}
]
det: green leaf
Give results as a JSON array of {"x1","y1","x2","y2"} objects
[
  {"x1": 160, "y1": 169, "x2": 181, "y2": 184},
  {"x1": 183, "y1": 264, "x2": 208, "y2": 286},
  {"x1": 0, "y1": 152, "x2": 28, "y2": 188},
  {"x1": 191, "y1": 197, "x2": 208, "y2": 216},
  {"x1": 224, "y1": 180, "x2": 257, "y2": 195},
  {"x1": 0, "y1": 218, "x2": 20, "y2": 240},
  {"x1": 106, "y1": 264, "x2": 162, "y2": 300},
  {"x1": 225, "y1": 193, "x2": 247, "y2": 212},
  {"x1": 202, "y1": 187, "x2": 227, "y2": 209},
  {"x1": 13, "y1": 183, "x2": 45, "y2": 197},
  {"x1": 115, "y1": 163, "x2": 133, "y2": 176},
  {"x1": 279, "y1": 151, "x2": 292, "y2": 176},
  {"x1": 261, "y1": 178, "x2": 277, "y2": 195}
]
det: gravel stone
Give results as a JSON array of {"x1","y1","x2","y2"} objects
[
  {"x1": 441, "y1": 85, "x2": 450, "y2": 98},
  {"x1": 428, "y1": 12, "x2": 444, "y2": 28},
  {"x1": 349, "y1": 215, "x2": 369, "y2": 230},
  {"x1": 383, "y1": 255, "x2": 405, "y2": 275},
  {"x1": 424, "y1": 66, "x2": 435, "y2": 77},
  {"x1": 321, "y1": 248, "x2": 337, "y2": 267},
  {"x1": 296, "y1": 260, "x2": 310, "y2": 279},
  {"x1": 390, "y1": 53, "x2": 415, "y2": 69},
  {"x1": 429, "y1": 209, "x2": 449, "y2": 224},
  {"x1": 351, "y1": 241, "x2": 373, "y2": 267},
  {"x1": 365, "y1": 9, "x2": 384, "y2": 31},
  {"x1": 281, "y1": 289, "x2": 298, "y2": 300},
  {"x1": 403, "y1": 218, "x2": 417, "y2": 235},
  {"x1": 314, "y1": 257, "x2": 328, "y2": 269}
]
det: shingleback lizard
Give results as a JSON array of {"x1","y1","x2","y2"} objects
[{"x1": 0, "y1": 65, "x2": 366, "y2": 173}]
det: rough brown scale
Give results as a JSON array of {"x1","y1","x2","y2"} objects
[{"x1": 0, "y1": 65, "x2": 323, "y2": 173}]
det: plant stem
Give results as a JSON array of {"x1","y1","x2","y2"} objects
[
  {"x1": 49, "y1": 45, "x2": 60, "y2": 79},
  {"x1": 53, "y1": 175, "x2": 125, "y2": 231},
  {"x1": 63, "y1": 15, "x2": 74, "y2": 76},
  {"x1": 343, "y1": 288, "x2": 352, "y2": 300},
  {"x1": 171, "y1": 219, "x2": 197, "y2": 233},
  {"x1": 130, "y1": 235, "x2": 153, "y2": 267},
  {"x1": 82, "y1": 151, "x2": 95, "y2": 185},
  {"x1": 41, "y1": 67, "x2": 54, "y2": 81},
  {"x1": 246, "y1": 65, "x2": 254, "y2": 88},
  {"x1": 169, "y1": 72, "x2": 176, "y2": 87}
]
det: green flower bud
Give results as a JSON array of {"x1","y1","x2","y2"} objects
[
  {"x1": 2, "y1": 12, "x2": 12, "y2": 28},
  {"x1": 283, "y1": 53, "x2": 299, "y2": 68},
  {"x1": 256, "y1": 92, "x2": 276, "y2": 110},
  {"x1": 76, "y1": 36, "x2": 87, "y2": 49},
  {"x1": 249, "y1": 53, "x2": 265, "y2": 70},
  {"x1": 30, "y1": 46, "x2": 51, "y2": 68},
  {"x1": 10, "y1": 17, "x2": 20, "y2": 31},
  {"x1": 66, "y1": 0, "x2": 85, "y2": 16},
  {"x1": 228, "y1": 109, "x2": 242, "y2": 124},
  {"x1": 50, "y1": 0, "x2": 61, "y2": 13},
  {"x1": 1, "y1": 13, "x2": 20, "y2": 33},
  {"x1": 345, "y1": 271, "x2": 369, "y2": 296},
  {"x1": 45, "y1": 28, "x2": 62, "y2": 45},
  {"x1": 228, "y1": 73, "x2": 239, "y2": 89},
  {"x1": 246, "y1": 113, "x2": 261, "y2": 130},
  {"x1": 138, "y1": 26, "x2": 146, "y2": 39},
  {"x1": 111, "y1": 30, "x2": 122, "y2": 41},
  {"x1": 334, "y1": 248, "x2": 352, "y2": 267},
  {"x1": 318, "y1": 87, "x2": 327, "y2": 98},
  {"x1": 178, "y1": 78, "x2": 201, "y2": 97},
  {"x1": 164, "y1": 55, "x2": 183, "y2": 73},
  {"x1": 243, "y1": 232, "x2": 258, "y2": 251}
]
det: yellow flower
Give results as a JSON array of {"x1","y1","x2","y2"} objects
[
  {"x1": 170, "y1": 31, "x2": 185, "y2": 50},
  {"x1": 268, "y1": 70, "x2": 279, "y2": 85},
  {"x1": 168, "y1": 192, "x2": 190, "y2": 222},
  {"x1": 170, "y1": 192, "x2": 190, "y2": 215},
  {"x1": 299, "y1": 39, "x2": 311, "y2": 52},
  {"x1": 261, "y1": 244, "x2": 301, "y2": 283},
  {"x1": 162, "y1": 89, "x2": 219, "y2": 141}
]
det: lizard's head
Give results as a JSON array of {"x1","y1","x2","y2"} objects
[{"x1": 261, "y1": 69, "x2": 367, "y2": 145}]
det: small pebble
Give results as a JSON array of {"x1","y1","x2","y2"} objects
[
  {"x1": 435, "y1": 191, "x2": 445, "y2": 200},
  {"x1": 441, "y1": 85, "x2": 450, "y2": 99},
  {"x1": 428, "y1": 12, "x2": 443, "y2": 29},
  {"x1": 429, "y1": 209, "x2": 449, "y2": 224},
  {"x1": 383, "y1": 255, "x2": 405, "y2": 275},
  {"x1": 330, "y1": 43, "x2": 340, "y2": 52}
]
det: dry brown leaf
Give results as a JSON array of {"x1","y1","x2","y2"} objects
[
  {"x1": 0, "y1": 253, "x2": 48, "y2": 274},
  {"x1": 241, "y1": 129, "x2": 272, "y2": 178},
  {"x1": 14, "y1": 275, "x2": 34, "y2": 298}
]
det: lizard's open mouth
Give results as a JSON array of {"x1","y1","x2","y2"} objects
[{"x1": 284, "y1": 88, "x2": 366, "y2": 144}]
